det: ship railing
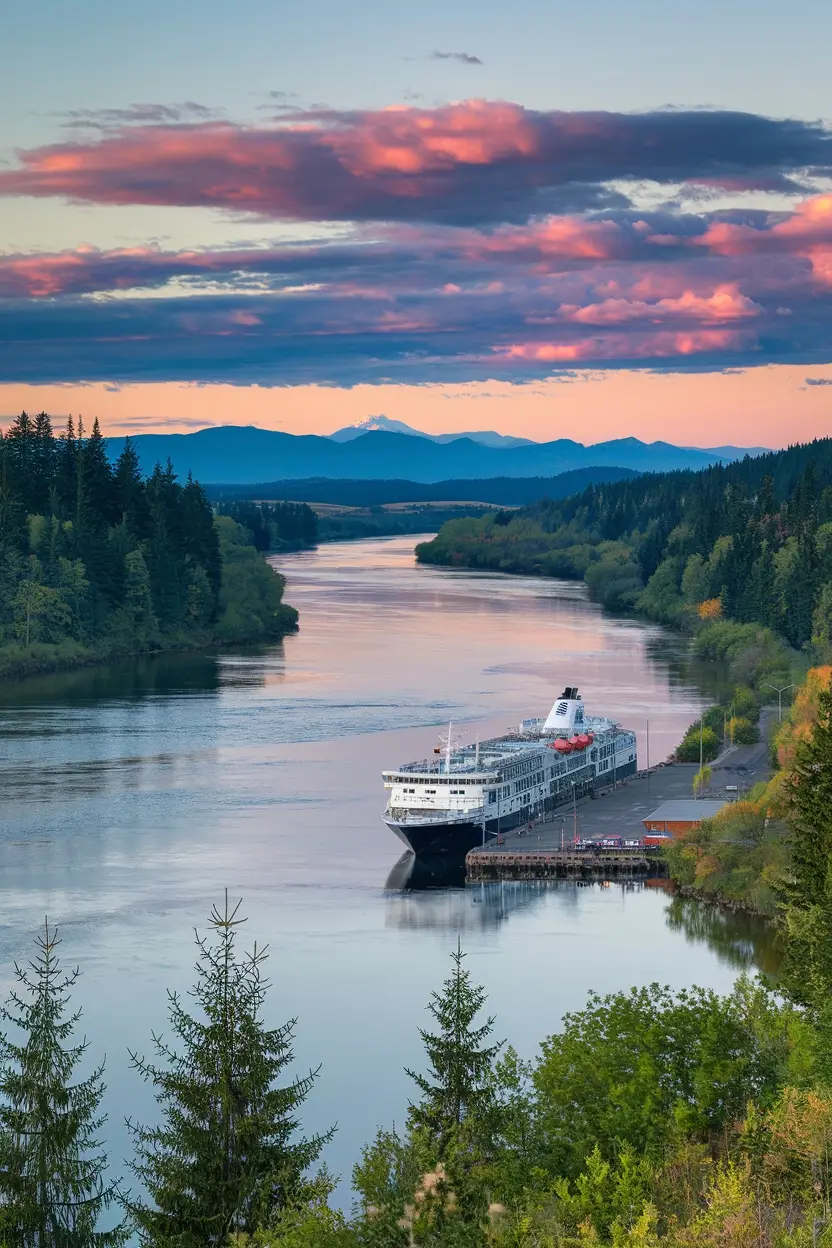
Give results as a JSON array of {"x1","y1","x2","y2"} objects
[{"x1": 389, "y1": 807, "x2": 487, "y2": 825}]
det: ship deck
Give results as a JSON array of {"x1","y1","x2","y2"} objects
[{"x1": 388, "y1": 720, "x2": 628, "y2": 778}]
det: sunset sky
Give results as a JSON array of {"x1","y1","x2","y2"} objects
[{"x1": 3, "y1": 0, "x2": 832, "y2": 446}]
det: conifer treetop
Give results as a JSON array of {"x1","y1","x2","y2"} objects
[
  {"x1": 406, "y1": 940, "x2": 503, "y2": 1149},
  {"x1": 0, "y1": 917, "x2": 128, "y2": 1247}
]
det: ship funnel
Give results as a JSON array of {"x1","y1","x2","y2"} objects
[{"x1": 543, "y1": 687, "x2": 586, "y2": 735}]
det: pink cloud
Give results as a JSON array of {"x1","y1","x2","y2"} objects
[
  {"x1": 561, "y1": 284, "x2": 761, "y2": 325},
  {"x1": 500, "y1": 327, "x2": 751, "y2": 363},
  {"x1": 698, "y1": 193, "x2": 832, "y2": 285},
  {"x1": 1, "y1": 103, "x2": 829, "y2": 225},
  {"x1": 472, "y1": 216, "x2": 627, "y2": 263}
]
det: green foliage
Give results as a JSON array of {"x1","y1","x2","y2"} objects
[
  {"x1": 127, "y1": 895, "x2": 328, "y2": 1246},
  {"x1": 417, "y1": 439, "x2": 832, "y2": 650},
  {"x1": 583, "y1": 546, "x2": 643, "y2": 610},
  {"x1": 0, "y1": 921, "x2": 128, "y2": 1246},
  {"x1": 532, "y1": 981, "x2": 791, "y2": 1180},
  {"x1": 727, "y1": 715, "x2": 758, "y2": 745},
  {"x1": 217, "y1": 501, "x2": 318, "y2": 551},
  {"x1": 812, "y1": 583, "x2": 832, "y2": 659},
  {"x1": 692, "y1": 765, "x2": 712, "y2": 796},
  {"x1": 407, "y1": 943, "x2": 503, "y2": 1153},
  {"x1": 228, "y1": 1175, "x2": 357, "y2": 1247},
  {"x1": 215, "y1": 519, "x2": 299, "y2": 642},
  {"x1": 0, "y1": 414, "x2": 297, "y2": 679},
  {"x1": 663, "y1": 801, "x2": 791, "y2": 918},
  {"x1": 781, "y1": 685, "x2": 832, "y2": 1007},
  {"x1": 675, "y1": 724, "x2": 719, "y2": 762},
  {"x1": 2, "y1": 923, "x2": 832, "y2": 1247}
]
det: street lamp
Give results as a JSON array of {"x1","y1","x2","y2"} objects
[{"x1": 763, "y1": 682, "x2": 795, "y2": 723}]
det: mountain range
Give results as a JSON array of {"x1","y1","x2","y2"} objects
[
  {"x1": 328, "y1": 414, "x2": 535, "y2": 448},
  {"x1": 103, "y1": 424, "x2": 770, "y2": 485}
]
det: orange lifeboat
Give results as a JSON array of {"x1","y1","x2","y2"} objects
[
  {"x1": 553, "y1": 738, "x2": 573, "y2": 753},
  {"x1": 576, "y1": 733, "x2": 591, "y2": 749},
  {"x1": 568, "y1": 735, "x2": 584, "y2": 750}
]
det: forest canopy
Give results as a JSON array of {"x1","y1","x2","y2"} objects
[
  {"x1": 417, "y1": 438, "x2": 832, "y2": 656},
  {"x1": 0, "y1": 412, "x2": 298, "y2": 679}
]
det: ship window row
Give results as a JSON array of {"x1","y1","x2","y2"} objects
[
  {"x1": 400, "y1": 776, "x2": 481, "y2": 785},
  {"x1": 512, "y1": 769, "x2": 546, "y2": 794}
]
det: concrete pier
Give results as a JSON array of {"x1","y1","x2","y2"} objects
[
  {"x1": 466, "y1": 846, "x2": 658, "y2": 880},
  {"x1": 465, "y1": 748, "x2": 767, "y2": 881}
]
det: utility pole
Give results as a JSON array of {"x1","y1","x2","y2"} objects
[{"x1": 763, "y1": 682, "x2": 795, "y2": 723}]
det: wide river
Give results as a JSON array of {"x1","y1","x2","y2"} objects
[{"x1": 0, "y1": 535, "x2": 773, "y2": 1202}]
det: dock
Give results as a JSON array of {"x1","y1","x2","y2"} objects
[
  {"x1": 466, "y1": 846, "x2": 658, "y2": 880},
  {"x1": 465, "y1": 749, "x2": 767, "y2": 881}
]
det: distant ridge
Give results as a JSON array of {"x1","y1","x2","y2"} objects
[
  {"x1": 205, "y1": 466, "x2": 641, "y2": 506},
  {"x1": 104, "y1": 425, "x2": 766, "y2": 485}
]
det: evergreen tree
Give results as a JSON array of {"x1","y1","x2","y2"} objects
[
  {"x1": 126, "y1": 894, "x2": 328, "y2": 1247},
  {"x1": 31, "y1": 411, "x2": 56, "y2": 515},
  {"x1": 406, "y1": 943, "x2": 503, "y2": 1153},
  {"x1": 787, "y1": 685, "x2": 832, "y2": 908},
  {"x1": 56, "y1": 417, "x2": 79, "y2": 519},
  {"x1": 123, "y1": 549, "x2": 158, "y2": 636},
  {"x1": 113, "y1": 438, "x2": 149, "y2": 538},
  {"x1": 0, "y1": 919, "x2": 128, "y2": 1247},
  {"x1": 181, "y1": 475, "x2": 221, "y2": 598},
  {"x1": 82, "y1": 418, "x2": 116, "y2": 529},
  {"x1": 781, "y1": 685, "x2": 832, "y2": 1008},
  {"x1": 5, "y1": 412, "x2": 36, "y2": 513}
]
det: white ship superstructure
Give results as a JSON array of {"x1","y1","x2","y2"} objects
[{"x1": 382, "y1": 687, "x2": 637, "y2": 855}]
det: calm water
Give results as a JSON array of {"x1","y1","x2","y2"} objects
[{"x1": 0, "y1": 535, "x2": 774, "y2": 1200}]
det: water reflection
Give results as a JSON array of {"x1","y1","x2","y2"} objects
[
  {"x1": 0, "y1": 649, "x2": 267, "y2": 709},
  {"x1": 384, "y1": 858, "x2": 781, "y2": 976},
  {"x1": 665, "y1": 896, "x2": 783, "y2": 976},
  {"x1": 385, "y1": 852, "x2": 467, "y2": 891}
]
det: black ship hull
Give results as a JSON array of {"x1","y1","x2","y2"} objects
[{"x1": 384, "y1": 762, "x2": 637, "y2": 856}]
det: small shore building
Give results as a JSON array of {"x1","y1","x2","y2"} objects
[{"x1": 643, "y1": 799, "x2": 727, "y2": 837}]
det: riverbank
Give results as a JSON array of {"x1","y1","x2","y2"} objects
[
  {"x1": 659, "y1": 680, "x2": 832, "y2": 920},
  {"x1": 0, "y1": 517, "x2": 298, "y2": 683}
]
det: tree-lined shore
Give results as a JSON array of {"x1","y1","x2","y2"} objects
[
  {"x1": 416, "y1": 438, "x2": 832, "y2": 656},
  {"x1": 0, "y1": 413, "x2": 298, "y2": 680}
]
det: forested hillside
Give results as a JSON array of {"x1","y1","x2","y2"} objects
[
  {"x1": 417, "y1": 438, "x2": 832, "y2": 654},
  {"x1": 0, "y1": 413, "x2": 298, "y2": 678},
  {"x1": 216, "y1": 499, "x2": 319, "y2": 550}
]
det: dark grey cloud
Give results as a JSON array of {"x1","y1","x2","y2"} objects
[
  {"x1": 61, "y1": 101, "x2": 220, "y2": 129},
  {"x1": 431, "y1": 51, "x2": 483, "y2": 65},
  {"x1": 805, "y1": 376, "x2": 832, "y2": 385}
]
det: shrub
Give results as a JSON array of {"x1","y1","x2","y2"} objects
[
  {"x1": 727, "y1": 716, "x2": 759, "y2": 745},
  {"x1": 676, "y1": 724, "x2": 720, "y2": 762}
]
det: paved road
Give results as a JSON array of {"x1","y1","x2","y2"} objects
[{"x1": 712, "y1": 705, "x2": 776, "y2": 777}]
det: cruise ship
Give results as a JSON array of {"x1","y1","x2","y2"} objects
[{"x1": 382, "y1": 687, "x2": 637, "y2": 856}]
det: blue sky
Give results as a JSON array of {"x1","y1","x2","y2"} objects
[{"x1": 2, "y1": 0, "x2": 832, "y2": 443}]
